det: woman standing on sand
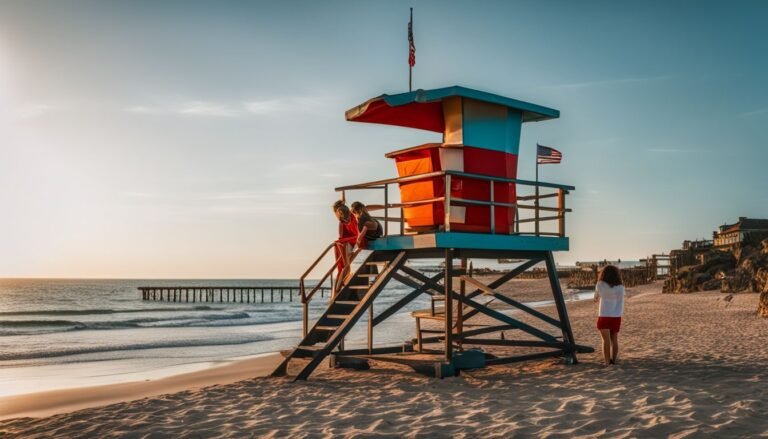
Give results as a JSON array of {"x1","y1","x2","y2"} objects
[{"x1": 594, "y1": 265, "x2": 625, "y2": 365}]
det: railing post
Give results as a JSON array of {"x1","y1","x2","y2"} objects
[
  {"x1": 535, "y1": 185, "x2": 540, "y2": 236},
  {"x1": 445, "y1": 174, "x2": 452, "y2": 232},
  {"x1": 303, "y1": 303, "x2": 308, "y2": 337},
  {"x1": 489, "y1": 180, "x2": 495, "y2": 234},
  {"x1": 558, "y1": 189, "x2": 566, "y2": 237},
  {"x1": 341, "y1": 190, "x2": 346, "y2": 203},
  {"x1": 400, "y1": 206, "x2": 405, "y2": 235},
  {"x1": 384, "y1": 184, "x2": 389, "y2": 236}
]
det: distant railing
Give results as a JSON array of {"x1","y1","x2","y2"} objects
[{"x1": 335, "y1": 170, "x2": 574, "y2": 238}]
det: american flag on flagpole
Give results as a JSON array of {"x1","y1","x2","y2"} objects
[
  {"x1": 408, "y1": 12, "x2": 415, "y2": 67},
  {"x1": 537, "y1": 143, "x2": 562, "y2": 164}
]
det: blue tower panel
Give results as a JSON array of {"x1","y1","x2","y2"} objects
[{"x1": 461, "y1": 99, "x2": 523, "y2": 155}]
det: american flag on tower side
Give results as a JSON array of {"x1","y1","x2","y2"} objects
[
  {"x1": 537, "y1": 143, "x2": 562, "y2": 164},
  {"x1": 408, "y1": 14, "x2": 415, "y2": 67}
]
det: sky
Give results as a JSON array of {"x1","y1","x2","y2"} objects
[{"x1": 1, "y1": 0, "x2": 767, "y2": 278}]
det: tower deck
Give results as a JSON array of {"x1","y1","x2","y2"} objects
[{"x1": 370, "y1": 232, "x2": 568, "y2": 252}]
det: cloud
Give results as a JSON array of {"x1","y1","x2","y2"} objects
[
  {"x1": 738, "y1": 107, "x2": 768, "y2": 118},
  {"x1": 538, "y1": 76, "x2": 671, "y2": 90},
  {"x1": 125, "y1": 105, "x2": 164, "y2": 115},
  {"x1": 646, "y1": 148, "x2": 693, "y2": 153},
  {"x1": 179, "y1": 101, "x2": 239, "y2": 117},
  {"x1": 273, "y1": 186, "x2": 325, "y2": 195},
  {"x1": 242, "y1": 96, "x2": 324, "y2": 115},
  {"x1": 242, "y1": 99, "x2": 283, "y2": 115},
  {"x1": 15, "y1": 104, "x2": 55, "y2": 119},
  {"x1": 125, "y1": 95, "x2": 329, "y2": 118}
]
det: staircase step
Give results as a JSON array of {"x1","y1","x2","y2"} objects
[
  {"x1": 293, "y1": 346, "x2": 324, "y2": 358},
  {"x1": 316, "y1": 325, "x2": 339, "y2": 331},
  {"x1": 357, "y1": 273, "x2": 378, "y2": 277},
  {"x1": 273, "y1": 251, "x2": 407, "y2": 381},
  {"x1": 365, "y1": 261, "x2": 388, "y2": 266},
  {"x1": 349, "y1": 285, "x2": 370, "y2": 290}
]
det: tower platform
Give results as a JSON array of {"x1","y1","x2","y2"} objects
[{"x1": 369, "y1": 232, "x2": 569, "y2": 252}]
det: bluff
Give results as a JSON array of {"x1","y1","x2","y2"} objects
[{"x1": 662, "y1": 238, "x2": 768, "y2": 317}]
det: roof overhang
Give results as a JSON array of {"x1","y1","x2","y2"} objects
[{"x1": 345, "y1": 86, "x2": 560, "y2": 133}]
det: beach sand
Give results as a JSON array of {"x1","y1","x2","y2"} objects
[{"x1": 2, "y1": 282, "x2": 767, "y2": 437}]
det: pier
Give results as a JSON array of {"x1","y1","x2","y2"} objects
[{"x1": 139, "y1": 286, "x2": 331, "y2": 303}]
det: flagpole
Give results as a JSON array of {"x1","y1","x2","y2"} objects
[
  {"x1": 535, "y1": 144, "x2": 540, "y2": 236},
  {"x1": 409, "y1": 8, "x2": 413, "y2": 92}
]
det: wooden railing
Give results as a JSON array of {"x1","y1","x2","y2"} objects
[{"x1": 335, "y1": 170, "x2": 574, "y2": 237}]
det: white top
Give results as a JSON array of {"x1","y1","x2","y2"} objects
[{"x1": 595, "y1": 281, "x2": 625, "y2": 317}]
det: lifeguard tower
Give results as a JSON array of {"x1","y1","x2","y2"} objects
[{"x1": 272, "y1": 86, "x2": 592, "y2": 381}]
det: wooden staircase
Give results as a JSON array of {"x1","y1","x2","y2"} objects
[{"x1": 271, "y1": 251, "x2": 406, "y2": 381}]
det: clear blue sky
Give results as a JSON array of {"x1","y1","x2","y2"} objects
[{"x1": 1, "y1": 0, "x2": 767, "y2": 277}]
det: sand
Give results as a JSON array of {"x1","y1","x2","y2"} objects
[
  {"x1": 0, "y1": 354, "x2": 283, "y2": 421},
  {"x1": 2, "y1": 282, "x2": 767, "y2": 437}
]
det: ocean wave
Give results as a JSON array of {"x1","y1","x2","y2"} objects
[
  {"x1": 0, "y1": 336, "x2": 274, "y2": 361},
  {"x1": 0, "y1": 311, "x2": 265, "y2": 336},
  {"x1": 0, "y1": 306, "x2": 220, "y2": 317}
]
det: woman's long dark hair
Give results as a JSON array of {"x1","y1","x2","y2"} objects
[
  {"x1": 599, "y1": 265, "x2": 623, "y2": 287},
  {"x1": 333, "y1": 200, "x2": 351, "y2": 223}
]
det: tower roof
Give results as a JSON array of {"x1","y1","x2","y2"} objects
[{"x1": 345, "y1": 86, "x2": 560, "y2": 133}]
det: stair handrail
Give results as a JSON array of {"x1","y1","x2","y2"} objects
[
  {"x1": 299, "y1": 242, "x2": 335, "y2": 303},
  {"x1": 300, "y1": 242, "x2": 362, "y2": 337}
]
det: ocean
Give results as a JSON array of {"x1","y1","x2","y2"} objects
[
  {"x1": 0, "y1": 258, "x2": 600, "y2": 397},
  {"x1": 0, "y1": 276, "x2": 432, "y2": 397}
]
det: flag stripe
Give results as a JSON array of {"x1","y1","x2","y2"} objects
[
  {"x1": 408, "y1": 17, "x2": 415, "y2": 67},
  {"x1": 536, "y1": 143, "x2": 562, "y2": 164}
]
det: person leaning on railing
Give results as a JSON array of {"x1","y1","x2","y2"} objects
[
  {"x1": 332, "y1": 201, "x2": 358, "y2": 278},
  {"x1": 351, "y1": 201, "x2": 383, "y2": 249}
]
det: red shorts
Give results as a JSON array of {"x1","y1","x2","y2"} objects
[{"x1": 596, "y1": 316, "x2": 622, "y2": 332}]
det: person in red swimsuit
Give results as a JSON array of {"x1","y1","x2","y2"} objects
[{"x1": 332, "y1": 201, "x2": 358, "y2": 282}]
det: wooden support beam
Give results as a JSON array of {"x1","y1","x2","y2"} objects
[
  {"x1": 485, "y1": 350, "x2": 564, "y2": 366},
  {"x1": 444, "y1": 248, "x2": 454, "y2": 361},
  {"x1": 374, "y1": 271, "x2": 444, "y2": 326},
  {"x1": 461, "y1": 338, "x2": 568, "y2": 348},
  {"x1": 544, "y1": 252, "x2": 578, "y2": 364},
  {"x1": 454, "y1": 294, "x2": 558, "y2": 342},
  {"x1": 460, "y1": 276, "x2": 562, "y2": 329}
]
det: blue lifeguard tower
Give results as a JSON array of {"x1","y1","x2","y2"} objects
[{"x1": 272, "y1": 86, "x2": 591, "y2": 380}]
